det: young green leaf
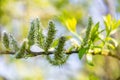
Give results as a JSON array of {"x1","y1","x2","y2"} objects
[
  {"x1": 104, "y1": 14, "x2": 120, "y2": 35},
  {"x1": 79, "y1": 47, "x2": 88, "y2": 59},
  {"x1": 65, "y1": 17, "x2": 77, "y2": 33},
  {"x1": 104, "y1": 14, "x2": 111, "y2": 34},
  {"x1": 90, "y1": 22, "x2": 99, "y2": 42},
  {"x1": 106, "y1": 42, "x2": 115, "y2": 49},
  {"x1": 51, "y1": 39, "x2": 59, "y2": 47},
  {"x1": 106, "y1": 37, "x2": 118, "y2": 47}
]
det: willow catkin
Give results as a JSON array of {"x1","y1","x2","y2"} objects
[
  {"x1": 15, "y1": 41, "x2": 26, "y2": 58},
  {"x1": 47, "y1": 36, "x2": 69, "y2": 65},
  {"x1": 9, "y1": 34, "x2": 19, "y2": 51},
  {"x1": 2, "y1": 32, "x2": 10, "y2": 49},
  {"x1": 35, "y1": 18, "x2": 45, "y2": 48},
  {"x1": 27, "y1": 20, "x2": 35, "y2": 47},
  {"x1": 44, "y1": 21, "x2": 56, "y2": 53}
]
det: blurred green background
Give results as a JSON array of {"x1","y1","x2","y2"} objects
[{"x1": 0, "y1": 0, "x2": 120, "y2": 80}]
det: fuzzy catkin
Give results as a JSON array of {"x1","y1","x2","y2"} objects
[
  {"x1": 9, "y1": 34, "x2": 19, "y2": 51},
  {"x1": 44, "y1": 21, "x2": 56, "y2": 53},
  {"x1": 83, "y1": 17, "x2": 93, "y2": 45},
  {"x1": 47, "y1": 36, "x2": 69, "y2": 65},
  {"x1": 2, "y1": 32, "x2": 10, "y2": 49},
  {"x1": 78, "y1": 17, "x2": 93, "y2": 59},
  {"x1": 27, "y1": 20, "x2": 35, "y2": 47},
  {"x1": 35, "y1": 18, "x2": 45, "y2": 48},
  {"x1": 15, "y1": 41, "x2": 26, "y2": 58},
  {"x1": 54, "y1": 36, "x2": 66, "y2": 60}
]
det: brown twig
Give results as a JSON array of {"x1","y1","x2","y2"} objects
[{"x1": 0, "y1": 50, "x2": 120, "y2": 60}]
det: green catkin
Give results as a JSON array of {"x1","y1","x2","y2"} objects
[
  {"x1": 79, "y1": 17, "x2": 93, "y2": 59},
  {"x1": 36, "y1": 18, "x2": 40, "y2": 31},
  {"x1": 2, "y1": 32, "x2": 10, "y2": 49},
  {"x1": 9, "y1": 34, "x2": 19, "y2": 52},
  {"x1": 83, "y1": 17, "x2": 93, "y2": 45},
  {"x1": 15, "y1": 41, "x2": 26, "y2": 58},
  {"x1": 44, "y1": 21, "x2": 56, "y2": 53},
  {"x1": 47, "y1": 36, "x2": 69, "y2": 65},
  {"x1": 54, "y1": 36, "x2": 66, "y2": 60},
  {"x1": 35, "y1": 18, "x2": 45, "y2": 48},
  {"x1": 27, "y1": 20, "x2": 35, "y2": 48},
  {"x1": 35, "y1": 18, "x2": 40, "y2": 43}
]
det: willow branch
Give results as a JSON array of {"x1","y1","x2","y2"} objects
[{"x1": 0, "y1": 50, "x2": 120, "y2": 61}]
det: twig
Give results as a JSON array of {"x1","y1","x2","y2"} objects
[{"x1": 0, "y1": 50, "x2": 120, "y2": 61}]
